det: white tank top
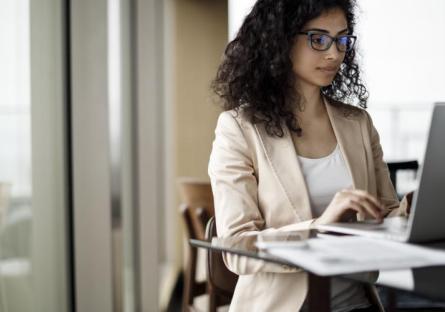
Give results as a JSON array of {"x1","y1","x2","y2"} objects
[
  {"x1": 297, "y1": 144, "x2": 371, "y2": 312},
  {"x1": 297, "y1": 144, "x2": 353, "y2": 217}
]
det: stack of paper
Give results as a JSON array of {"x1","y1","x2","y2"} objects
[{"x1": 261, "y1": 236, "x2": 445, "y2": 276}]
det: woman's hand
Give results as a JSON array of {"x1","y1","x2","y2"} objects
[{"x1": 313, "y1": 189, "x2": 385, "y2": 226}]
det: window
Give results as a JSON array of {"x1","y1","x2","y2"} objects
[{"x1": 228, "y1": 0, "x2": 445, "y2": 192}]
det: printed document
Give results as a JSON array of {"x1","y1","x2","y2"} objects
[{"x1": 261, "y1": 236, "x2": 445, "y2": 276}]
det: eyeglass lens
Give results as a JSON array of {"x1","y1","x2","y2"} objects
[{"x1": 310, "y1": 34, "x2": 354, "y2": 52}]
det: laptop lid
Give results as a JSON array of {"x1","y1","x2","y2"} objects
[{"x1": 408, "y1": 103, "x2": 445, "y2": 243}]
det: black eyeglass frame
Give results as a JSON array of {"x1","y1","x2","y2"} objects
[{"x1": 297, "y1": 31, "x2": 357, "y2": 52}]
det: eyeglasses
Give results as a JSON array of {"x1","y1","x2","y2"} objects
[{"x1": 298, "y1": 31, "x2": 357, "y2": 52}]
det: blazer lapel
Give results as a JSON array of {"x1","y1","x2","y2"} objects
[
  {"x1": 254, "y1": 98, "x2": 368, "y2": 221},
  {"x1": 255, "y1": 124, "x2": 313, "y2": 221},
  {"x1": 324, "y1": 97, "x2": 368, "y2": 191}
]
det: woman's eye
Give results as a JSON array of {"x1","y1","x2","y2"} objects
[
  {"x1": 311, "y1": 34, "x2": 327, "y2": 44},
  {"x1": 338, "y1": 36, "x2": 348, "y2": 45}
]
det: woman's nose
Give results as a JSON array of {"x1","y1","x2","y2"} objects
[{"x1": 325, "y1": 42, "x2": 342, "y2": 60}]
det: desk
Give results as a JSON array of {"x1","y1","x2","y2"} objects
[{"x1": 190, "y1": 230, "x2": 445, "y2": 312}]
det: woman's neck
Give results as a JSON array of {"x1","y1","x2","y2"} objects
[{"x1": 295, "y1": 83, "x2": 325, "y2": 119}]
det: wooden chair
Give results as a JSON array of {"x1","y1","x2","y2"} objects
[
  {"x1": 180, "y1": 203, "x2": 210, "y2": 311},
  {"x1": 178, "y1": 177, "x2": 214, "y2": 218},
  {"x1": 178, "y1": 178, "x2": 214, "y2": 312},
  {"x1": 205, "y1": 216, "x2": 238, "y2": 312}
]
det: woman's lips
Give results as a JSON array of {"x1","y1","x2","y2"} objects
[{"x1": 317, "y1": 67, "x2": 338, "y2": 74}]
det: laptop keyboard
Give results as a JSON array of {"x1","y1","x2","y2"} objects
[
  {"x1": 316, "y1": 216, "x2": 410, "y2": 240},
  {"x1": 354, "y1": 217, "x2": 409, "y2": 237}
]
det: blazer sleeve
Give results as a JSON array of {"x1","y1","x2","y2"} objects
[
  {"x1": 208, "y1": 112, "x2": 314, "y2": 275},
  {"x1": 363, "y1": 111, "x2": 404, "y2": 217}
]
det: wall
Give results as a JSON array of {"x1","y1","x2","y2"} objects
[
  {"x1": 162, "y1": 0, "x2": 228, "y2": 306},
  {"x1": 174, "y1": 0, "x2": 228, "y2": 179}
]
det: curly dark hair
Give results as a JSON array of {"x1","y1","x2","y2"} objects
[{"x1": 211, "y1": 0, "x2": 368, "y2": 137}]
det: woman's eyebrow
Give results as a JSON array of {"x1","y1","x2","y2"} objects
[{"x1": 305, "y1": 27, "x2": 349, "y2": 34}]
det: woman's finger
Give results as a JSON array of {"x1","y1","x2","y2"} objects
[
  {"x1": 344, "y1": 200, "x2": 367, "y2": 217},
  {"x1": 353, "y1": 198, "x2": 382, "y2": 220},
  {"x1": 344, "y1": 189, "x2": 384, "y2": 211}
]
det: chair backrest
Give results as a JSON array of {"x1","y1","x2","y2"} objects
[
  {"x1": 180, "y1": 204, "x2": 210, "y2": 241},
  {"x1": 178, "y1": 177, "x2": 214, "y2": 240},
  {"x1": 178, "y1": 177, "x2": 214, "y2": 214},
  {"x1": 178, "y1": 178, "x2": 216, "y2": 310},
  {"x1": 205, "y1": 217, "x2": 238, "y2": 297}
]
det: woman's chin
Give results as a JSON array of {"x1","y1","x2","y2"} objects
[
  {"x1": 320, "y1": 82, "x2": 333, "y2": 87},
  {"x1": 314, "y1": 81, "x2": 333, "y2": 88},
  {"x1": 317, "y1": 78, "x2": 335, "y2": 87},
  {"x1": 298, "y1": 76, "x2": 335, "y2": 89}
]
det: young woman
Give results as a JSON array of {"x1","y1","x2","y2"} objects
[{"x1": 209, "y1": 0, "x2": 406, "y2": 311}]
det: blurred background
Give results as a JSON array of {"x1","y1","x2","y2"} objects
[{"x1": 0, "y1": 0, "x2": 444, "y2": 311}]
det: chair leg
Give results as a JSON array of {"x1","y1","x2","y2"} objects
[
  {"x1": 183, "y1": 247, "x2": 198, "y2": 311},
  {"x1": 208, "y1": 285, "x2": 217, "y2": 312}
]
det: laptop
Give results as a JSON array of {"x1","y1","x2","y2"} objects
[{"x1": 316, "y1": 103, "x2": 445, "y2": 243}]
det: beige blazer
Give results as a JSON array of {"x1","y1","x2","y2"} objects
[{"x1": 208, "y1": 97, "x2": 404, "y2": 311}]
